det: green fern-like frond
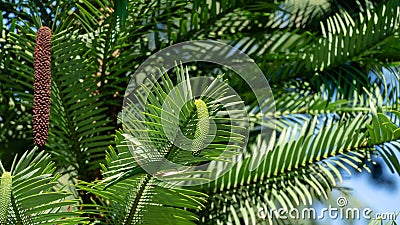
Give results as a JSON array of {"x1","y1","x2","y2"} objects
[
  {"x1": 367, "y1": 106, "x2": 400, "y2": 175},
  {"x1": 198, "y1": 106, "x2": 400, "y2": 224},
  {"x1": 80, "y1": 65, "x2": 249, "y2": 224},
  {"x1": 121, "y1": 66, "x2": 245, "y2": 182},
  {"x1": 48, "y1": 26, "x2": 114, "y2": 178},
  {"x1": 0, "y1": 148, "x2": 87, "y2": 224},
  {"x1": 78, "y1": 131, "x2": 207, "y2": 225},
  {"x1": 308, "y1": 0, "x2": 400, "y2": 71},
  {"x1": 252, "y1": 71, "x2": 400, "y2": 132}
]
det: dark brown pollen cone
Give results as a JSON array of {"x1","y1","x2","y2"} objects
[{"x1": 33, "y1": 26, "x2": 52, "y2": 147}]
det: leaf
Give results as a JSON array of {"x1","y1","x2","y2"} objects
[
  {"x1": 0, "y1": 148, "x2": 87, "y2": 224},
  {"x1": 114, "y1": 0, "x2": 128, "y2": 28}
]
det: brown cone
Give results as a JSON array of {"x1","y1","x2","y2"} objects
[{"x1": 33, "y1": 26, "x2": 52, "y2": 147}]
